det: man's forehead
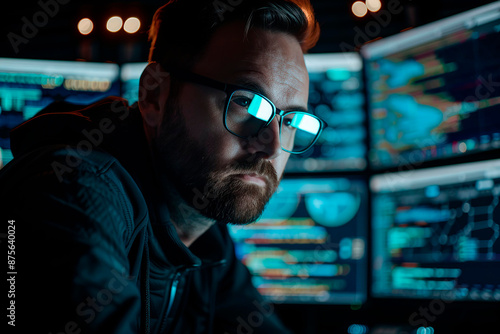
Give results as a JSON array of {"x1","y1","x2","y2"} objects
[
  {"x1": 193, "y1": 22, "x2": 309, "y2": 104},
  {"x1": 196, "y1": 23, "x2": 304, "y2": 69}
]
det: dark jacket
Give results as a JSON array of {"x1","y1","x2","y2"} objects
[{"x1": 0, "y1": 97, "x2": 291, "y2": 333}]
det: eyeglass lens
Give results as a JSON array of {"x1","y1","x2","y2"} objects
[{"x1": 225, "y1": 89, "x2": 321, "y2": 153}]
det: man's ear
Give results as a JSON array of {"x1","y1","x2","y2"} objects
[{"x1": 138, "y1": 62, "x2": 171, "y2": 135}]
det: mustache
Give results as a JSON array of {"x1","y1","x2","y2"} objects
[{"x1": 225, "y1": 157, "x2": 278, "y2": 181}]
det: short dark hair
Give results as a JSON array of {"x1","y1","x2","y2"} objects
[{"x1": 148, "y1": 0, "x2": 320, "y2": 69}]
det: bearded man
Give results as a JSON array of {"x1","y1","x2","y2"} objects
[{"x1": 0, "y1": 0, "x2": 325, "y2": 332}]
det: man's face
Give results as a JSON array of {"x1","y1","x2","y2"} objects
[{"x1": 156, "y1": 22, "x2": 309, "y2": 225}]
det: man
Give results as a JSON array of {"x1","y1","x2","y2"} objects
[{"x1": 0, "y1": 0, "x2": 324, "y2": 333}]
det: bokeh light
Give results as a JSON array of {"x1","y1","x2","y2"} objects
[
  {"x1": 366, "y1": 0, "x2": 382, "y2": 12},
  {"x1": 352, "y1": 1, "x2": 368, "y2": 17},
  {"x1": 124, "y1": 17, "x2": 141, "y2": 34},
  {"x1": 106, "y1": 16, "x2": 123, "y2": 33},
  {"x1": 77, "y1": 18, "x2": 93, "y2": 35}
]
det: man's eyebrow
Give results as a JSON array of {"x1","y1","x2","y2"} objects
[
  {"x1": 232, "y1": 77, "x2": 309, "y2": 113},
  {"x1": 284, "y1": 105, "x2": 309, "y2": 113},
  {"x1": 233, "y1": 77, "x2": 268, "y2": 96}
]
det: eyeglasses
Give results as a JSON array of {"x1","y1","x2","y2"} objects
[{"x1": 162, "y1": 65, "x2": 327, "y2": 154}]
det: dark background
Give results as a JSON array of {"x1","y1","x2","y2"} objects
[
  {"x1": 1, "y1": 0, "x2": 497, "y2": 62},
  {"x1": 2, "y1": 0, "x2": 499, "y2": 333}
]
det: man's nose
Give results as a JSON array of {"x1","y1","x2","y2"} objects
[{"x1": 244, "y1": 118, "x2": 282, "y2": 160}]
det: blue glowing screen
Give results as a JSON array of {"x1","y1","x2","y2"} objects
[
  {"x1": 362, "y1": 4, "x2": 500, "y2": 169},
  {"x1": 229, "y1": 177, "x2": 368, "y2": 304},
  {"x1": 371, "y1": 160, "x2": 500, "y2": 301},
  {"x1": 0, "y1": 58, "x2": 120, "y2": 168}
]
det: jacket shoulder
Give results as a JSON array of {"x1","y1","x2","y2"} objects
[
  {"x1": 0, "y1": 143, "x2": 146, "y2": 333},
  {"x1": 0, "y1": 144, "x2": 148, "y2": 246}
]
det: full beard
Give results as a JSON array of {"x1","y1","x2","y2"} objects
[{"x1": 154, "y1": 101, "x2": 279, "y2": 225}]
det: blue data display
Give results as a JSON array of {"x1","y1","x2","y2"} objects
[
  {"x1": 371, "y1": 160, "x2": 500, "y2": 301},
  {"x1": 229, "y1": 177, "x2": 368, "y2": 304},
  {"x1": 362, "y1": 3, "x2": 500, "y2": 169},
  {"x1": 0, "y1": 58, "x2": 120, "y2": 168}
]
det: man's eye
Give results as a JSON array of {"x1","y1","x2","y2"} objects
[
  {"x1": 283, "y1": 118, "x2": 293, "y2": 127},
  {"x1": 232, "y1": 97, "x2": 251, "y2": 108}
]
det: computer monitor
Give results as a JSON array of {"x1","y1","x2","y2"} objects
[
  {"x1": 120, "y1": 54, "x2": 367, "y2": 173},
  {"x1": 286, "y1": 53, "x2": 366, "y2": 172},
  {"x1": 120, "y1": 62, "x2": 147, "y2": 105},
  {"x1": 228, "y1": 176, "x2": 368, "y2": 304},
  {"x1": 371, "y1": 159, "x2": 500, "y2": 301},
  {"x1": 0, "y1": 58, "x2": 120, "y2": 168},
  {"x1": 361, "y1": 2, "x2": 500, "y2": 170}
]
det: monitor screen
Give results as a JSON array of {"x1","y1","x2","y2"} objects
[
  {"x1": 361, "y1": 2, "x2": 500, "y2": 170},
  {"x1": 120, "y1": 62, "x2": 147, "y2": 105},
  {"x1": 371, "y1": 159, "x2": 500, "y2": 301},
  {"x1": 228, "y1": 177, "x2": 368, "y2": 304},
  {"x1": 286, "y1": 53, "x2": 366, "y2": 172},
  {"x1": 0, "y1": 58, "x2": 120, "y2": 168}
]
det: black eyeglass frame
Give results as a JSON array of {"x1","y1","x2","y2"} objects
[{"x1": 162, "y1": 65, "x2": 328, "y2": 154}]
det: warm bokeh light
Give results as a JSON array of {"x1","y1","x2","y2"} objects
[
  {"x1": 124, "y1": 17, "x2": 141, "y2": 34},
  {"x1": 366, "y1": 0, "x2": 382, "y2": 12},
  {"x1": 352, "y1": 1, "x2": 368, "y2": 17},
  {"x1": 106, "y1": 16, "x2": 123, "y2": 33},
  {"x1": 77, "y1": 18, "x2": 93, "y2": 35}
]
